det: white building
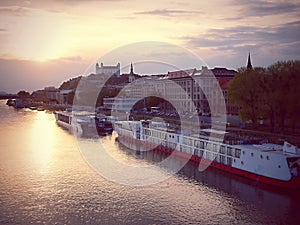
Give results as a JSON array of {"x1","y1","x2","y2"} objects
[
  {"x1": 96, "y1": 62, "x2": 120, "y2": 76},
  {"x1": 103, "y1": 97, "x2": 141, "y2": 112}
]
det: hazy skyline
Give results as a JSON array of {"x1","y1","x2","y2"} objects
[{"x1": 0, "y1": 0, "x2": 299, "y2": 93}]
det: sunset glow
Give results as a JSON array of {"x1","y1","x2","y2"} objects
[{"x1": 0, "y1": 0, "x2": 299, "y2": 92}]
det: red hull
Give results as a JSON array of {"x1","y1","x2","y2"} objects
[{"x1": 118, "y1": 135, "x2": 300, "y2": 189}]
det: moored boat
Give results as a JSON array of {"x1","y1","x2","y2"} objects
[
  {"x1": 114, "y1": 120, "x2": 300, "y2": 189},
  {"x1": 55, "y1": 110, "x2": 113, "y2": 137}
]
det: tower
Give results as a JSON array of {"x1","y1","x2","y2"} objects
[
  {"x1": 130, "y1": 63, "x2": 134, "y2": 75},
  {"x1": 247, "y1": 52, "x2": 253, "y2": 70},
  {"x1": 96, "y1": 63, "x2": 100, "y2": 74},
  {"x1": 129, "y1": 63, "x2": 135, "y2": 83}
]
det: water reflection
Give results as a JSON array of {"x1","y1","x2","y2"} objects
[
  {"x1": 115, "y1": 136, "x2": 300, "y2": 224},
  {"x1": 0, "y1": 100, "x2": 299, "y2": 225},
  {"x1": 28, "y1": 111, "x2": 57, "y2": 171}
]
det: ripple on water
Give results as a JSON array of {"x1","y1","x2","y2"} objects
[{"x1": 0, "y1": 101, "x2": 299, "y2": 224}]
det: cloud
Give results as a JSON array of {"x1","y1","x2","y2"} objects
[
  {"x1": 134, "y1": 9, "x2": 200, "y2": 17},
  {"x1": 180, "y1": 20, "x2": 300, "y2": 68},
  {"x1": 58, "y1": 56, "x2": 83, "y2": 62},
  {"x1": 0, "y1": 6, "x2": 29, "y2": 16},
  {"x1": 183, "y1": 20, "x2": 300, "y2": 53},
  {"x1": 231, "y1": 0, "x2": 300, "y2": 17}
]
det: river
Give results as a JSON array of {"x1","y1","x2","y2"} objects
[{"x1": 0, "y1": 100, "x2": 299, "y2": 225}]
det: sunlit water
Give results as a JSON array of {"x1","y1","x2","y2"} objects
[{"x1": 0, "y1": 100, "x2": 299, "y2": 225}]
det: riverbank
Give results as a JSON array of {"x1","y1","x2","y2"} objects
[{"x1": 6, "y1": 98, "x2": 69, "y2": 112}]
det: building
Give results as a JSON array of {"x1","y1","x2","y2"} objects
[
  {"x1": 217, "y1": 77, "x2": 239, "y2": 115},
  {"x1": 98, "y1": 62, "x2": 242, "y2": 116},
  {"x1": 96, "y1": 62, "x2": 120, "y2": 76},
  {"x1": 211, "y1": 67, "x2": 236, "y2": 80},
  {"x1": 44, "y1": 86, "x2": 58, "y2": 102},
  {"x1": 56, "y1": 89, "x2": 74, "y2": 105}
]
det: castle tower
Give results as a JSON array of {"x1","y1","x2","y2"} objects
[{"x1": 95, "y1": 63, "x2": 100, "y2": 74}]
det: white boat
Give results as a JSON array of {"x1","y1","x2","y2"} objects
[
  {"x1": 55, "y1": 110, "x2": 113, "y2": 137},
  {"x1": 114, "y1": 120, "x2": 300, "y2": 189},
  {"x1": 54, "y1": 110, "x2": 83, "y2": 136}
]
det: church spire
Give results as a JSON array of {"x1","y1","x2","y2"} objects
[
  {"x1": 130, "y1": 63, "x2": 134, "y2": 74},
  {"x1": 247, "y1": 52, "x2": 253, "y2": 70}
]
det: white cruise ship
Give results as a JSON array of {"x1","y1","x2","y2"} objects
[{"x1": 114, "y1": 120, "x2": 300, "y2": 189}]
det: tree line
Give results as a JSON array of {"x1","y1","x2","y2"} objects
[{"x1": 228, "y1": 60, "x2": 300, "y2": 133}]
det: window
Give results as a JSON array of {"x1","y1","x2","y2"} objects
[
  {"x1": 266, "y1": 156, "x2": 270, "y2": 160},
  {"x1": 241, "y1": 161, "x2": 244, "y2": 165},
  {"x1": 251, "y1": 153, "x2": 254, "y2": 157},
  {"x1": 206, "y1": 143, "x2": 211, "y2": 151},
  {"x1": 220, "y1": 155, "x2": 226, "y2": 164},
  {"x1": 200, "y1": 141, "x2": 204, "y2": 149},
  {"x1": 227, "y1": 157, "x2": 233, "y2": 166},
  {"x1": 220, "y1": 145, "x2": 226, "y2": 154},
  {"x1": 235, "y1": 149, "x2": 241, "y2": 158},
  {"x1": 227, "y1": 147, "x2": 233, "y2": 156},
  {"x1": 260, "y1": 155, "x2": 263, "y2": 159},
  {"x1": 199, "y1": 150, "x2": 204, "y2": 157},
  {"x1": 213, "y1": 144, "x2": 218, "y2": 152},
  {"x1": 206, "y1": 151, "x2": 211, "y2": 159}
]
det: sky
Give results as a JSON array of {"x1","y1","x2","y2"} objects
[{"x1": 0, "y1": 0, "x2": 299, "y2": 93}]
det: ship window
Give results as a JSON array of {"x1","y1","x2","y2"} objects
[
  {"x1": 199, "y1": 150, "x2": 204, "y2": 157},
  {"x1": 213, "y1": 144, "x2": 218, "y2": 152},
  {"x1": 242, "y1": 151, "x2": 245, "y2": 155},
  {"x1": 227, "y1": 157, "x2": 233, "y2": 166},
  {"x1": 220, "y1": 145, "x2": 226, "y2": 154},
  {"x1": 235, "y1": 149, "x2": 241, "y2": 158},
  {"x1": 233, "y1": 159, "x2": 236, "y2": 163},
  {"x1": 227, "y1": 147, "x2": 233, "y2": 156},
  {"x1": 278, "y1": 165, "x2": 281, "y2": 168},
  {"x1": 206, "y1": 143, "x2": 211, "y2": 150},
  {"x1": 213, "y1": 153, "x2": 217, "y2": 161},
  {"x1": 220, "y1": 155, "x2": 226, "y2": 164},
  {"x1": 241, "y1": 161, "x2": 244, "y2": 165},
  {"x1": 206, "y1": 152, "x2": 211, "y2": 159},
  {"x1": 266, "y1": 156, "x2": 270, "y2": 160},
  {"x1": 260, "y1": 155, "x2": 263, "y2": 159},
  {"x1": 200, "y1": 141, "x2": 204, "y2": 149},
  {"x1": 251, "y1": 153, "x2": 254, "y2": 157}
]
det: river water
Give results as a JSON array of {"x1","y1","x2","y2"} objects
[{"x1": 0, "y1": 100, "x2": 299, "y2": 225}]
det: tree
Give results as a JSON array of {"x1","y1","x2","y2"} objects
[
  {"x1": 267, "y1": 60, "x2": 300, "y2": 133},
  {"x1": 228, "y1": 67, "x2": 265, "y2": 127},
  {"x1": 17, "y1": 90, "x2": 30, "y2": 99},
  {"x1": 229, "y1": 60, "x2": 300, "y2": 133}
]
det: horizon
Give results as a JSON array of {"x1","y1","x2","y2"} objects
[{"x1": 1, "y1": 0, "x2": 299, "y2": 93}]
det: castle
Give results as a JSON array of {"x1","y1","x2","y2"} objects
[{"x1": 96, "y1": 62, "x2": 120, "y2": 76}]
